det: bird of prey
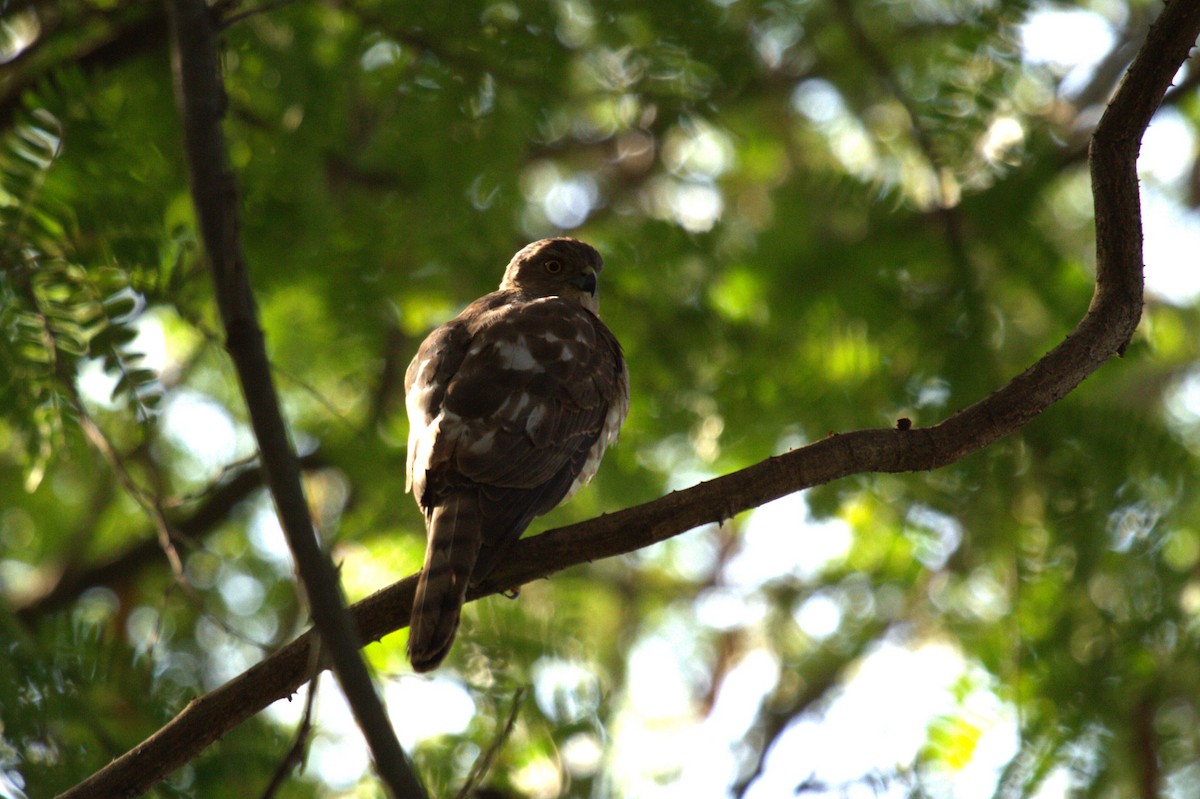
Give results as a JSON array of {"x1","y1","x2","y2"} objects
[{"x1": 404, "y1": 238, "x2": 628, "y2": 671}]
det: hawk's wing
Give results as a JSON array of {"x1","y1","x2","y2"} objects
[{"x1": 405, "y1": 292, "x2": 628, "y2": 582}]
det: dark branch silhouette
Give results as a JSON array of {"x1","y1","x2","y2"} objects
[
  {"x1": 154, "y1": 2, "x2": 425, "y2": 798},
  {"x1": 56, "y1": 1, "x2": 1200, "y2": 796},
  {"x1": 15, "y1": 453, "x2": 325, "y2": 623}
]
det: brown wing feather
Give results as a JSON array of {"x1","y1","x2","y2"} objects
[
  {"x1": 469, "y1": 434, "x2": 598, "y2": 583},
  {"x1": 430, "y1": 298, "x2": 621, "y2": 491}
]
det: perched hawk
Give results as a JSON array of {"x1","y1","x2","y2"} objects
[{"x1": 404, "y1": 238, "x2": 629, "y2": 672}]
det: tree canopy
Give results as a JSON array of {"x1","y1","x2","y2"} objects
[{"x1": 3, "y1": 1, "x2": 1200, "y2": 797}]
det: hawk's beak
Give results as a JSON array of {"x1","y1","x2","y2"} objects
[{"x1": 569, "y1": 271, "x2": 598, "y2": 296}]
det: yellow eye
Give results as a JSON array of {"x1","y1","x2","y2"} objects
[{"x1": 544, "y1": 259, "x2": 563, "y2": 274}]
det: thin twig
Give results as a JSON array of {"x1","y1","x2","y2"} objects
[
  {"x1": 829, "y1": 0, "x2": 991, "y2": 372},
  {"x1": 183, "y1": 311, "x2": 365, "y2": 434},
  {"x1": 1066, "y1": 6, "x2": 1154, "y2": 113},
  {"x1": 734, "y1": 617, "x2": 897, "y2": 798},
  {"x1": 77, "y1": 413, "x2": 272, "y2": 649},
  {"x1": 15, "y1": 451, "x2": 326, "y2": 622},
  {"x1": 218, "y1": 0, "x2": 301, "y2": 30},
  {"x1": 455, "y1": 688, "x2": 526, "y2": 799},
  {"x1": 261, "y1": 641, "x2": 324, "y2": 799},
  {"x1": 12, "y1": 263, "x2": 266, "y2": 646},
  {"x1": 163, "y1": 451, "x2": 263, "y2": 508},
  {"x1": 829, "y1": 0, "x2": 949, "y2": 204}
]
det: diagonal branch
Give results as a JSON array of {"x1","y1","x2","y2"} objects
[
  {"x1": 160, "y1": 2, "x2": 425, "y2": 798},
  {"x1": 14, "y1": 452, "x2": 326, "y2": 623},
  {"x1": 734, "y1": 618, "x2": 894, "y2": 798},
  {"x1": 56, "y1": 2, "x2": 1200, "y2": 798}
]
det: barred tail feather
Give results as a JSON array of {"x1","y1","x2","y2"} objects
[{"x1": 408, "y1": 491, "x2": 482, "y2": 672}]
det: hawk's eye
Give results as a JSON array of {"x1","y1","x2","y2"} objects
[{"x1": 544, "y1": 259, "x2": 563, "y2": 274}]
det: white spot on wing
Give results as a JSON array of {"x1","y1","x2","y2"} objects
[
  {"x1": 466, "y1": 429, "x2": 497, "y2": 454},
  {"x1": 524, "y1": 403, "x2": 546, "y2": 435},
  {"x1": 498, "y1": 336, "x2": 537, "y2": 371},
  {"x1": 502, "y1": 392, "x2": 532, "y2": 419}
]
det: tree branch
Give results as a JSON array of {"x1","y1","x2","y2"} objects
[
  {"x1": 0, "y1": 5, "x2": 168, "y2": 133},
  {"x1": 57, "y1": 2, "x2": 1200, "y2": 797},
  {"x1": 158, "y1": 2, "x2": 424, "y2": 798},
  {"x1": 13, "y1": 453, "x2": 325, "y2": 623},
  {"x1": 734, "y1": 618, "x2": 892, "y2": 798},
  {"x1": 1133, "y1": 692, "x2": 1160, "y2": 799},
  {"x1": 260, "y1": 643, "x2": 323, "y2": 799}
]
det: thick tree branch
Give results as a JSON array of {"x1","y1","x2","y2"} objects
[
  {"x1": 155, "y1": 2, "x2": 424, "y2": 799},
  {"x1": 58, "y1": 3, "x2": 1200, "y2": 797}
]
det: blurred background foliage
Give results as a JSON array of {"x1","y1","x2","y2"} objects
[{"x1": 2, "y1": 0, "x2": 1200, "y2": 797}]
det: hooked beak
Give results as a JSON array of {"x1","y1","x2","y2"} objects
[{"x1": 569, "y1": 270, "x2": 597, "y2": 295}]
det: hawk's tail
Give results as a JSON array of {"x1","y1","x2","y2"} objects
[{"x1": 408, "y1": 491, "x2": 482, "y2": 672}]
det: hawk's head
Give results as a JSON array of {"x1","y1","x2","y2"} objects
[{"x1": 500, "y1": 238, "x2": 605, "y2": 312}]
